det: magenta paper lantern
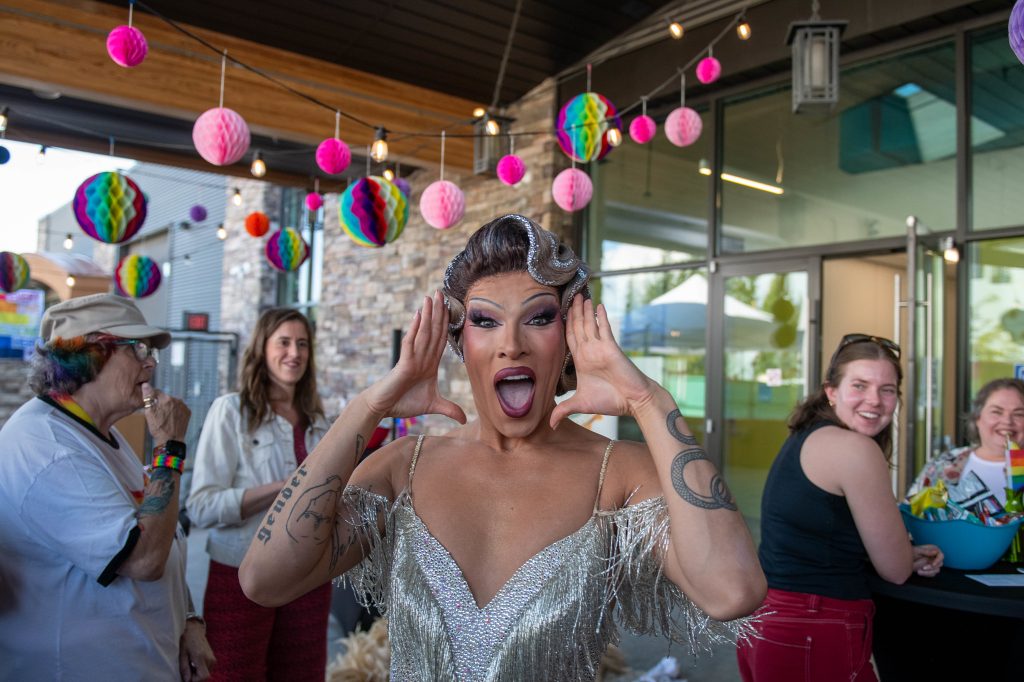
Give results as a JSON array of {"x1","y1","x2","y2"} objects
[
  {"x1": 189, "y1": 204, "x2": 207, "y2": 222},
  {"x1": 106, "y1": 25, "x2": 148, "y2": 68},
  {"x1": 556, "y1": 92, "x2": 622, "y2": 163},
  {"x1": 552, "y1": 168, "x2": 593, "y2": 213},
  {"x1": 0, "y1": 252, "x2": 30, "y2": 294},
  {"x1": 394, "y1": 177, "x2": 411, "y2": 197},
  {"x1": 305, "y1": 192, "x2": 323, "y2": 211},
  {"x1": 315, "y1": 137, "x2": 351, "y2": 175},
  {"x1": 665, "y1": 107, "x2": 703, "y2": 147},
  {"x1": 266, "y1": 228, "x2": 309, "y2": 271},
  {"x1": 115, "y1": 254, "x2": 161, "y2": 298},
  {"x1": 696, "y1": 56, "x2": 722, "y2": 85},
  {"x1": 339, "y1": 176, "x2": 408, "y2": 248},
  {"x1": 419, "y1": 180, "x2": 465, "y2": 230},
  {"x1": 1011, "y1": 0, "x2": 1024, "y2": 65},
  {"x1": 629, "y1": 115, "x2": 656, "y2": 144},
  {"x1": 496, "y1": 154, "x2": 526, "y2": 186},
  {"x1": 73, "y1": 171, "x2": 147, "y2": 244},
  {"x1": 192, "y1": 107, "x2": 250, "y2": 166}
]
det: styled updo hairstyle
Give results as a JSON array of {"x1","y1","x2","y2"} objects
[
  {"x1": 787, "y1": 337, "x2": 903, "y2": 459},
  {"x1": 442, "y1": 214, "x2": 590, "y2": 394}
]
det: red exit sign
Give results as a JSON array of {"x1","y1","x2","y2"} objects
[{"x1": 183, "y1": 312, "x2": 209, "y2": 331}]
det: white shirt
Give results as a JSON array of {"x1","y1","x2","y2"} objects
[
  {"x1": 187, "y1": 393, "x2": 329, "y2": 566},
  {"x1": 962, "y1": 451, "x2": 1009, "y2": 506},
  {"x1": 0, "y1": 397, "x2": 188, "y2": 681}
]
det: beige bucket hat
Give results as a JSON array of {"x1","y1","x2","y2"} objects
[{"x1": 40, "y1": 293, "x2": 172, "y2": 349}]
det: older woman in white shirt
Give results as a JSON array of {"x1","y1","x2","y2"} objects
[{"x1": 188, "y1": 308, "x2": 330, "y2": 681}]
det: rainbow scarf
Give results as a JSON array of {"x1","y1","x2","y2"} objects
[{"x1": 1007, "y1": 438, "x2": 1024, "y2": 494}]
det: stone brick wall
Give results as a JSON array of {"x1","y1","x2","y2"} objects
[{"x1": 0, "y1": 360, "x2": 35, "y2": 428}]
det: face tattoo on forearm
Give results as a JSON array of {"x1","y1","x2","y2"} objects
[{"x1": 666, "y1": 409, "x2": 737, "y2": 511}]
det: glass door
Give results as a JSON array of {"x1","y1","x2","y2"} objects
[{"x1": 708, "y1": 259, "x2": 819, "y2": 540}]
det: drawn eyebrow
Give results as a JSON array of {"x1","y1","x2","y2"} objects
[
  {"x1": 523, "y1": 292, "x2": 557, "y2": 305},
  {"x1": 468, "y1": 297, "x2": 502, "y2": 309}
]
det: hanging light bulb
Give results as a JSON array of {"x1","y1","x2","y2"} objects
[
  {"x1": 65, "y1": 275, "x2": 75, "y2": 288},
  {"x1": 250, "y1": 151, "x2": 266, "y2": 178},
  {"x1": 216, "y1": 223, "x2": 227, "y2": 240},
  {"x1": 383, "y1": 168, "x2": 395, "y2": 181},
  {"x1": 669, "y1": 21, "x2": 684, "y2": 39},
  {"x1": 941, "y1": 236, "x2": 960, "y2": 263},
  {"x1": 485, "y1": 116, "x2": 501, "y2": 136},
  {"x1": 0, "y1": 107, "x2": 8, "y2": 133},
  {"x1": 231, "y1": 188, "x2": 242, "y2": 206},
  {"x1": 37, "y1": 145, "x2": 47, "y2": 164},
  {"x1": 370, "y1": 127, "x2": 388, "y2": 163},
  {"x1": 737, "y1": 19, "x2": 752, "y2": 40},
  {"x1": 63, "y1": 233, "x2": 73, "y2": 250},
  {"x1": 472, "y1": 106, "x2": 486, "y2": 118},
  {"x1": 606, "y1": 127, "x2": 623, "y2": 147}
]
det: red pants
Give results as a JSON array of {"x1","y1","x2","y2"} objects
[
  {"x1": 736, "y1": 588, "x2": 877, "y2": 682},
  {"x1": 203, "y1": 559, "x2": 332, "y2": 682}
]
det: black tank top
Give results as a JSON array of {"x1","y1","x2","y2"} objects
[{"x1": 758, "y1": 421, "x2": 871, "y2": 600}]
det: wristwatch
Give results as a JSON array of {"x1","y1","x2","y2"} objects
[
  {"x1": 185, "y1": 611, "x2": 206, "y2": 627},
  {"x1": 163, "y1": 439, "x2": 187, "y2": 460}
]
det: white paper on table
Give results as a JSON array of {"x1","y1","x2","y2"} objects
[{"x1": 965, "y1": 574, "x2": 1024, "y2": 587}]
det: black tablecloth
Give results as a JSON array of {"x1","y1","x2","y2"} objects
[{"x1": 870, "y1": 563, "x2": 1024, "y2": 680}]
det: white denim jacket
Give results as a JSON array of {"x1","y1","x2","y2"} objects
[{"x1": 187, "y1": 392, "x2": 330, "y2": 567}]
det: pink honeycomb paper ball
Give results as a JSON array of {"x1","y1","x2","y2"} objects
[
  {"x1": 305, "y1": 192, "x2": 323, "y2": 211},
  {"x1": 696, "y1": 56, "x2": 722, "y2": 85},
  {"x1": 629, "y1": 115, "x2": 656, "y2": 144},
  {"x1": 552, "y1": 168, "x2": 593, "y2": 213},
  {"x1": 496, "y1": 154, "x2": 526, "y2": 186},
  {"x1": 107, "y1": 25, "x2": 148, "y2": 68},
  {"x1": 665, "y1": 107, "x2": 703, "y2": 147},
  {"x1": 193, "y1": 107, "x2": 251, "y2": 166},
  {"x1": 315, "y1": 138, "x2": 351, "y2": 175},
  {"x1": 419, "y1": 180, "x2": 465, "y2": 230}
]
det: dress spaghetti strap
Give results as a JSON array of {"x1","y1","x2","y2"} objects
[
  {"x1": 593, "y1": 440, "x2": 615, "y2": 512},
  {"x1": 408, "y1": 434, "x2": 426, "y2": 481}
]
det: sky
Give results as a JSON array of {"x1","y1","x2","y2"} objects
[{"x1": 0, "y1": 139, "x2": 135, "y2": 253}]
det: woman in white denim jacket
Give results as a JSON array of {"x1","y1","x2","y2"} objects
[{"x1": 188, "y1": 308, "x2": 330, "y2": 681}]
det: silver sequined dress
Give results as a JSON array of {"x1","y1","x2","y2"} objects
[{"x1": 340, "y1": 436, "x2": 754, "y2": 681}]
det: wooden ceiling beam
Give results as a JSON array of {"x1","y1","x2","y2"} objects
[{"x1": 0, "y1": 0, "x2": 479, "y2": 170}]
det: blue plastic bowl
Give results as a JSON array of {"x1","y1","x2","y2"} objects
[{"x1": 900, "y1": 507, "x2": 1022, "y2": 570}]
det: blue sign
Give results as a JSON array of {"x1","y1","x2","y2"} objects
[{"x1": 1015, "y1": 364, "x2": 1024, "y2": 381}]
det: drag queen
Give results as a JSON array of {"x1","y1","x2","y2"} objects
[{"x1": 240, "y1": 214, "x2": 765, "y2": 681}]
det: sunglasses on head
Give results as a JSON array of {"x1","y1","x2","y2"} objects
[{"x1": 827, "y1": 333, "x2": 900, "y2": 372}]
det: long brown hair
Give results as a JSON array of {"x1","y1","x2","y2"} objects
[
  {"x1": 788, "y1": 337, "x2": 903, "y2": 459},
  {"x1": 238, "y1": 308, "x2": 324, "y2": 434}
]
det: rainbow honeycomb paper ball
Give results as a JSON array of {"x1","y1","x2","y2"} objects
[
  {"x1": 339, "y1": 176, "x2": 408, "y2": 248},
  {"x1": 245, "y1": 211, "x2": 270, "y2": 237},
  {"x1": 629, "y1": 115, "x2": 657, "y2": 144},
  {"x1": 496, "y1": 154, "x2": 526, "y2": 186},
  {"x1": 394, "y1": 177, "x2": 411, "y2": 197},
  {"x1": 115, "y1": 254, "x2": 161, "y2": 298},
  {"x1": 696, "y1": 56, "x2": 722, "y2": 85},
  {"x1": 556, "y1": 92, "x2": 622, "y2": 163},
  {"x1": 665, "y1": 107, "x2": 703, "y2": 147},
  {"x1": 1012, "y1": 0, "x2": 1024, "y2": 65},
  {"x1": 73, "y1": 171, "x2": 147, "y2": 244},
  {"x1": 189, "y1": 204, "x2": 207, "y2": 222},
  {"x1": 305, "y1": 192, "x2": 323, "y2": 211},
  {"x1": 266, "y1": 227, "x2": 309, "y2": 271},
  {"x1": 0, "y1": 252, "x2": 30, "y2": 294},
  {"x1": 193, "y1": 107, "x2": 251, "y2": 166},
  {"x1": 106, "y1": 25, "x2": 148, "y2": 68},
  {"x1": 419, "y1": 180, "x2": 465, "y2": 230},
  {"x1": 316, "y1": 137, "x2": 351, "y2": 175},
  {"x1": 552, "y1": 167, "x2": 593, "y2": 213}
]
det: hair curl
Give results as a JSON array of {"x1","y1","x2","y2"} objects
[
  {"x1": 29, "y1": 333, "x2": 120, "y2": 396},
  {"x1": 441, "y1": 214, "x2": 590, "y2": 394},
  {"x1": 788, "y1": 336, "x2": 903, "y2": 460},
  {"x1": 964, "y1": 377, "x2": 1024, "y2": 445},
  {"x1": 238, "y1": 308, "x2": 325, "y2": 434}
]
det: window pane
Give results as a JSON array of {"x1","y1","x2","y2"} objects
[
  {"x1": 721, "y1": 41, "x2": 956, "y2": 253},
  {"x1": 588, "y1": 116, "x2": 710, "y2": 272},
  {"x1": 967, "y1": 237, "x2": 1024, "y2": 396},
  {"x1": 585, "y1": 269, "x2": 707, "y2": 443},
  {"x1": 971, "y1": 25, "x2": 1024, "y2": 231}
]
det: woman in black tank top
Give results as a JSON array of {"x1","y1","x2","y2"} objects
[{"x1": 736, "y1": 334, "x2": 943, "y2": 682}]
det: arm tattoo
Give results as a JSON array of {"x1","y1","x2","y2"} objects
[
  {"x1": 256, "y1": 464, "x2": 310, "y2": 544},
  {"x1": 137, "y1": 467, "x2": 176, "y2": 517},
  {"x1": 666, "y1": 409, "x2": 737, "y2": 511}
]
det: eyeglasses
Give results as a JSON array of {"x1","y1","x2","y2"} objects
[
  {"x1": 828, "y1": 333, "x2": 900, "y2": 371},
  {"x1": 115, "y1": 339, "x2": 160, "y2": 364}
]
